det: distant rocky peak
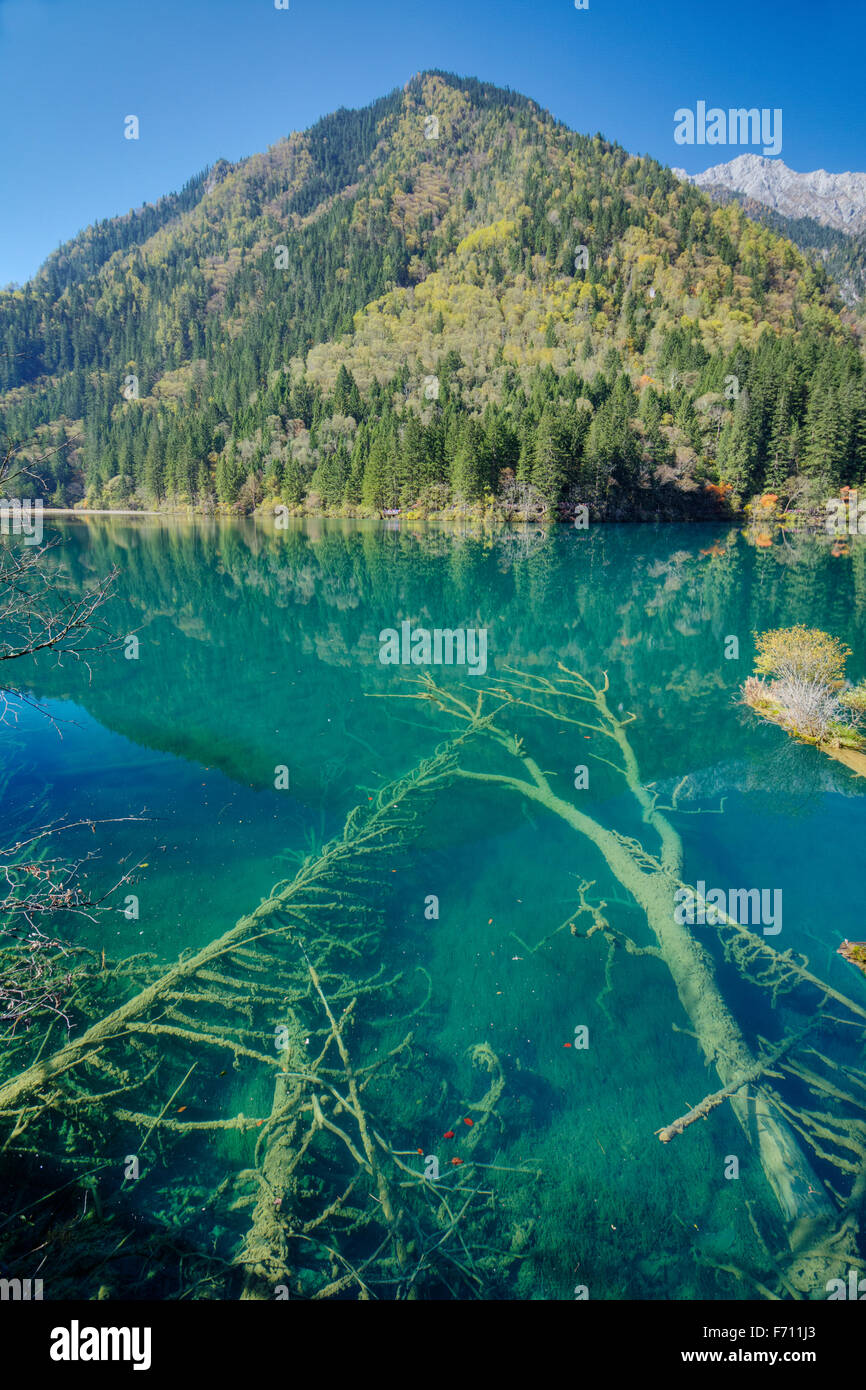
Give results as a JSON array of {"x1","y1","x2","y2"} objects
[{"x1": 673, "y1": 154, "x2": 866, "y2": 235}]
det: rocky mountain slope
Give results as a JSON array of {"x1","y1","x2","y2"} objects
[{"x1": 673, "y1": 155, "x2": 866, "y2": 235}]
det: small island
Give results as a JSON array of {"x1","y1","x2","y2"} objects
[
  {"x1": 741, "y1": 624, "x2": 866, "y2": 777},
  {"x1": 838, "y1": 940, "x2": 866, "y2": 975}
]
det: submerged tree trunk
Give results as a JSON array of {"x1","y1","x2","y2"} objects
[
  {"x1": 2, "y1": 669, "x2": 862, "y2": 1298},
  {"x1": 464, "y1": 761, "x2": 835, "y2": 1237},
  {"x1": 387, "y1": 667, "x2": 865, "y2": 1289}
]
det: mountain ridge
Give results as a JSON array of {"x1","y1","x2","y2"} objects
[
  {"x1": 1, "y1": 71, "x2": 864, "y2": 519},
  {"x1": 673, "y1": 154, "x2": 866, "y2": 235}
]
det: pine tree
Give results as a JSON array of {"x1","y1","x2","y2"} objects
[
  {"x1": 766, "y1": 385, "x2": 795, "y2": 489},
  {"x1": 333, "y1": 364, "x2": 362, "y2": 418},
  {"x1": 716, "y1": 392, "x2": 757, "y2": 495},
  {"x1": 802, "y1": 383, "x2": 844, "y2": 482},
  {"x1": 531, "y1": 404, "x2": 568, "y2": 506},
  {"x1": 400, "y1": 413, "x2": 429, "y2": 499},
  {"x1": 450, "y1": 419, "x2": 488, "y2": 501},
  {"x1": 361, "y1": 432, "x2": 392, "y2": 510},
  {"x1": 282, "y1": 457, "x2": 305, "y2": 506},
  {"x1": 312, "y1": 442, "x2": 349, "y2": 507},
  {"x1": 215, "y1": 442, "x2": 244, "y2": 504}
]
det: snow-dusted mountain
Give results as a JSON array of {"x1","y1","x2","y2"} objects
[{"x1": 672, "y1": 154, "x2": 866, "y2": 236}]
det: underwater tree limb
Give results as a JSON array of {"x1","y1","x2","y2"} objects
[
  {"x1": 382, "y1": 670, "x2": 864, "y2": 1286},
  {"x1": 0, "y1": 736, "x2": 461, "y2": 1118},
  {"x1": 656, "y1": 1029, "x2": 817, "y2": 1143}
]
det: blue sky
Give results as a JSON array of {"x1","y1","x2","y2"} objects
[{"x1": 1, "y1": 0, "x2": 864, "y2": 285}]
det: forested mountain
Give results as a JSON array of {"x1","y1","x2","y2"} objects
[
  {"x1": 2, "y1": 71, "x2": 865, "y2": 519},
  {"x1": 726, "y1": 202, "x2": 866, "y2": 320},
  {"x1": 674, "y1": 179, "x2": 866, "y2": 322}
]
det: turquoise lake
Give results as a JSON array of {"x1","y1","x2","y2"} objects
[{"x1": 2, "y1": 516, "x2": 865, "y2": 1300}]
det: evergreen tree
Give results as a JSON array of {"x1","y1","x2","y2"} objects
[
  {"x1": 531, "y1": 404, "x2": 569, "y2": 506},
  {"x1": 717, "y1": 392, "x2": 757, "y2": 495},
  {"x1": 451, "y1": 419, "x2": 488, "y2": 501},
  {"x1": 361, "y1": 431, "x2": 393, "y2": 509}
]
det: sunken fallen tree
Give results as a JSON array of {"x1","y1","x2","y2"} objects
[
  {"x1": 374, "y1": 666, "x2": 866, "y2": 1298},
  {"x1": 0, "y1": 732, "x2": 530, "y2": 1300},
  {"x1": 2, "y1": 662, "x2": 864, "y2": 1300}
]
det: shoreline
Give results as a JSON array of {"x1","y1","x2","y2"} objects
[
  {"x1": 41, "y1": 508, "x2": 162, "y2": 516},
  {"x1": 39, "y1": 507, "x2": 733, "y2": 526},
  {"x1": 35, "y1": 506, "x2": 844, "y2": 534}
]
